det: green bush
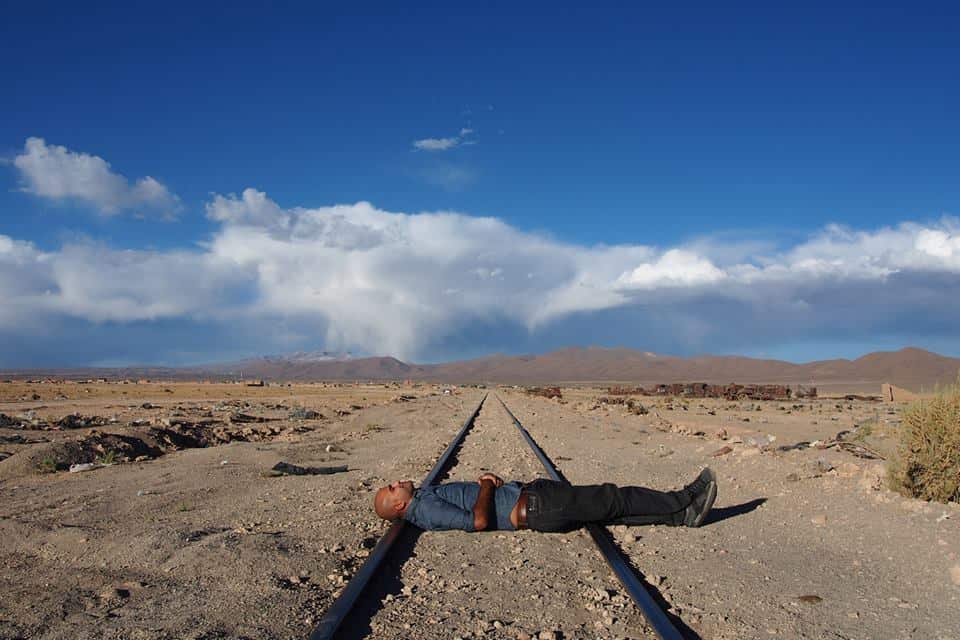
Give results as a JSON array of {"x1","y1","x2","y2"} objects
[{"x1": 888, "y1": 377, "x2": 960, "y2": 503}]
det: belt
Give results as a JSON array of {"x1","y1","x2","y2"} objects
[{"x1": 515, "y1": 489, "x2": 529, "y2": 530}]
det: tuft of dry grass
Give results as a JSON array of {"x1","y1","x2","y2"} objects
[{"x1": 888, "y1": 376, "x2": 960, "y2": 503}]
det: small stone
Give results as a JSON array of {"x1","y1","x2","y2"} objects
[
  {"x1": 100, "y1": 587, "x2": 130, "y2": 601},
  {"x1": 950, "y1": 565, "x2": 960, "y2": 586},
  {"x1": 712, "y1": 445, "x2": 733, "y2": 457},
  {"x1": 813, "y1": 458, "x2": 834, "y2": 474},
  {"x1": 859, "y1": 468, "x2": 884, "y2": 491},
  {"x1": 516, "y1": 633, "x2": 531, "y2": 640},
  {"x1": 538, "y1": 631, "x2": 557, "y2": 640},
  {"x1": 798, "y1": 595, "x2": 822, "y2": 604},
  {"x1": 401, "y1": 585, "x2": 413, "y2": 596},
  {"x1": 811, "y1": 514, "x2": 827, "y2": 526}
]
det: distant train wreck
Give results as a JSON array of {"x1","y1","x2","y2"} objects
[{"x1": 606, "y1": 382, "x2": 817, "y2": 400}]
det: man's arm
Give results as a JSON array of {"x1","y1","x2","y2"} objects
[{"x1": 472, "y1": 478, "x2": 497, "y2": 531}]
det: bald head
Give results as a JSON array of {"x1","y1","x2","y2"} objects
[{"x1": 373, "y1": 480, "x2": 415, "y2": 521}]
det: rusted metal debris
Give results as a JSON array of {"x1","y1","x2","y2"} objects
[
  {"x1": 606, "y1": 383, "x2": 817, "y2": 400},
  {"x1": 526, "y1": 386, "x2": 563, "y2": 399}
]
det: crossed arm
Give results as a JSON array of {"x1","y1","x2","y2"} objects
[{"x1": 472, "y1": 472, "x2": 504, "y2": 531}]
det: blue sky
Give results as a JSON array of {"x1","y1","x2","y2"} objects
[{"x1": 2, "y1": 1, "x2": 959, "y2": 367}]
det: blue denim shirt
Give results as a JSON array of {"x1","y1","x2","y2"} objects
[{"x1": 403, "y1": 481, "x2": 522, "y2": 531}]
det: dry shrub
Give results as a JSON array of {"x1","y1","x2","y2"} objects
[{"x1": 888, "y1": 377, "x2": 960, "y2": 503}]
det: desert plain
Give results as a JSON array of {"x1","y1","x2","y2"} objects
[{"x1": 0, "y1": 380, "x2": 958, "y2": 640}]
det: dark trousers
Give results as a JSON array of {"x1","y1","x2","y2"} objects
[{"x1": 524, "y1": 479, "x2": 691, "y2": 532}]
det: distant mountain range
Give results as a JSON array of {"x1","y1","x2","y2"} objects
[{"x1": 3, "y1": 346, "x2": 959, "y2": 390}]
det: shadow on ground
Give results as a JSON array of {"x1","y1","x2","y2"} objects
[{"x1": 704, "y1": 498, "x2": 766, "y2": 525}]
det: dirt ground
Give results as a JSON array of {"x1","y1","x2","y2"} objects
[{"x1": 1, "y1": 381, "x2": 958, "y2": 639}]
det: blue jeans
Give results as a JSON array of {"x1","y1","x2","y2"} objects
[{"x1": 523, "y1": 479, "x2": 691, "y2": 532}]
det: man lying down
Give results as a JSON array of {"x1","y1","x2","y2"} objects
[{"x1": 373, "y1": 469, "x2": 717, "y2": 532}]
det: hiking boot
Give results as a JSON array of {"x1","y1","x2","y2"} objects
[{"x1": 682, "y1": 468, "x2": 717, "y2": 527}]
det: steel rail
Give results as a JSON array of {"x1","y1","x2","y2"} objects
[
  {"x1": 497, "y1": 395, "x2": 685, "y2": 640},
  {"x1": 309, "y1": 393, "x2": 488, "y2": 640}
]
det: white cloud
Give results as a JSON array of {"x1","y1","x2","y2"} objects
[
  {"x1": 206, "y1": 188, "x2": 290, "y2": 233},
  {"x1": 2, "y1": 190, "x2": 960, "y2": 360},
  {"x1": 616, "y1": 249, "x2": 725, "y2": 289},
  {"x1": 412, "y1": 127, "x2": 476, "y2": 152},
  {"x1": 413, "y1": 137, "x2": 460, "y2": 151},
  {"x1": 12, "y1": 137, "x2": 181, "y2": 217}
]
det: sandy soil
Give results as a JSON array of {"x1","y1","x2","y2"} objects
[{"x1": 1, "y1": 381, "x2": 958, "y2": 639}]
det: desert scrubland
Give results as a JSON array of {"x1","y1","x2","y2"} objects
[{"x1": 1, "y1": 380, "x2": 958, "y2": 639}]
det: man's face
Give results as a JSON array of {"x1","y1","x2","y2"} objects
[
  {"x1": 384, "y1": 479, "x2": 414, "y2": 501},
  {"x1": 374, "y1": 480, "x2": 415, "y2": 520}
]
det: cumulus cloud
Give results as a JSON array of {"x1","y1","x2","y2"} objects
[
  {"x1": 2, "y1": 189, "x2": 960, "y2": 362},
  {"x1": 12, "y1": 137, "x2": 181, "y2": 217},
  {"x1": 616, "y1": 249, "x2": 725, "y2": 289}
]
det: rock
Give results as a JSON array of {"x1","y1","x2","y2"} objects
[
  {"x1": 289, "y1": 407, "x2": 322, "y2": 420},
  {"x1": 951, "y1": 565, "x2": 960, "y2": 586},
  {"x1": 859, "y1": 467, "x2": 884, "y2": 491},
  {"x1": 714, "y1": 428, "x2": 728, "y2": 439},
  {"x1": 0, "y1": 413, "x2": 23, "y2": 428},
  {"x1": 100, "y1": 586, "x2": 130, "y2": 601},
  {"x1": 69, "y1": 462, "x2": 105, "y2": 473},
  {"x1": 711, "y1": 446, "x2": 733, "y2": 457},
  {"x1": 811, "y1": 458, "x2": 834, "y2": 474},
  {"x1": 230, "y1": 413, "x2": 273, "y2": 424},
  {"x1": 811, "y1": 514, "x2": 827, "y2": 526},
  {"x1": 538, "y1": 631, "x2": 557, "y2": 640},
  {"x1": 57, "y1": 414, "x2": 109, "y2": 429},
  {"x1": 798, "y1": 594, "x2": 822, "y2": 604},
  {"x1": 263, "y1": 461, "x2": 348, "y2": 477}
]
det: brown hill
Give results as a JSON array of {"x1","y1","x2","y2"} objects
[
  {"x1": 3, "y1": 347, "x2": 958, "y2": 390},
  {"x1": 419, "y1": 346, "x2": 959, "y2": 388}
]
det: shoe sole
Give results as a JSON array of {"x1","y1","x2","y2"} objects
[{"x1": 691, "y1": 479, "x2": 717, "y2": 528}]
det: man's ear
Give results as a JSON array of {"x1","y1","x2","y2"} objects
[{"x1": 393, "y1": 499, "x2": 407, "y2": 514}]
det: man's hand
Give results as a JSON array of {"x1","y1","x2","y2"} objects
[
  {"x1": 478, "y1": 473, "x2": 503, "y2": 488},
  {"x1": 472, "y1": 477, "x2": 498, "y2": 531}
]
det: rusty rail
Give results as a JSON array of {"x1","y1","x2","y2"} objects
[
  {"x1": 308, "y1": 394, "x2": 487, "y2": 640},
  {"x1": 497, "y1": 395, "x2": 685, "y2": 640}
]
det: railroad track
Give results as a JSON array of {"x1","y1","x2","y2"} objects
[{"x1": 310, "y1": 393, "x2": 686, "y2": 640}]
